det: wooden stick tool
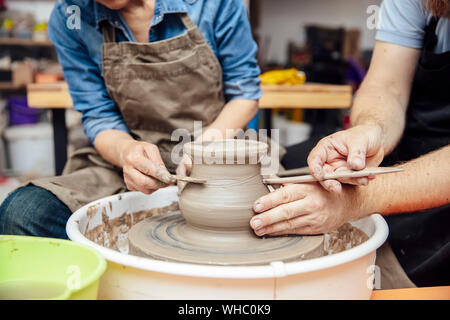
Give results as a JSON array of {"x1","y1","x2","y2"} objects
[{"x1": 263, "y1": 167, "x2": 403, "y2": 185}]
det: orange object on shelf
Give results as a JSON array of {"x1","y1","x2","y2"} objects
[{"x1": 35, "y1": 73, "x2": 63, "y2": 84}]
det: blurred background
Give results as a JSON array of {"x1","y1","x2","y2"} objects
[{"x1": 0, "y1": 0, "x2": 381, "y2": 200}]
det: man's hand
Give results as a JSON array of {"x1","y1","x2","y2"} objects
[
  {"x1": 119, "y1": 141, "x2": 174, "y2": 194},
  {"x1": 307, "y1": 124, "x2": 385, "y2": 193},
  {"x1": 250, "y1": 183, "x2": 359, "y2": 236}
]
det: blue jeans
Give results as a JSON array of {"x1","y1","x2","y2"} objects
[{"x1": 0, "y1": 185, "x2": 71, "y2": 239}]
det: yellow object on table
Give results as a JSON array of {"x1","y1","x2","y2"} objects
[{"x1": 260, "y1": 68, "x2": 306, "y2": 85}]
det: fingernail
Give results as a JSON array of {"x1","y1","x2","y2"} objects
[
  {"x1": 251, "y1": 219, "x2": 262, "y2": 229},
  {"x1": 332, "y1": 183, "x2": 342, "y2": 193},
  {"x1": 256, "y1": 228, "x2": 266, "y2": 236},
  {"x1": 351, "y1": 158, "x2": 363, "y2": 169},
  {"x1": 254, "y1": 202, "x2": 264, "y2": 212},
  {"x1": 156, "y1": 166, "x2": 173, "y2": 184}
]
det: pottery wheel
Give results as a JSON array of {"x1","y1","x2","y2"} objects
[{"x1": 128, "y1": 212, "x2": 324, "y2": 265}]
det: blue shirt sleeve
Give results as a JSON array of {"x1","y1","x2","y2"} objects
[
  {"x1": 213, "y1": 0, "x2": 262, "y2": 102},
  {"x1": 48, "y1": 4, "x2": 130, "y2": 144},
  {"x1": 376, "y1": 0, "x2": 427, "y2": 49}
]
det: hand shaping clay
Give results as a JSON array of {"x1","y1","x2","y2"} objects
[{"x1": 128, "y1": 139, "x2": 325, "y2": 265}]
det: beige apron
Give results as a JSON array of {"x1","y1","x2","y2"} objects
[
  {"x1": 375, "y1": 242, "x2": 416, "y2": 289},
  {"x1": 30, "y1": 13, "x2": 225, "y2": 212}
]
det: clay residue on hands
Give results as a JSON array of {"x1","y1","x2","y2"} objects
[{"x1": 154, "y1": 165, "x2": 175, "y2": 185}]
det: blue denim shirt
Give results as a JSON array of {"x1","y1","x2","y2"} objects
[{"x1": 48, "y1": 0, "x2": 262, "y2": 143}]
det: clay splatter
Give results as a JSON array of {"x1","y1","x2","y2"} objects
[{"x1": 84, "y1": 202, "x2": 179, "y2": 253}]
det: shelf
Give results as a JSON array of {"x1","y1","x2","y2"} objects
[
  {"x1": 0, "y1": 82, "x2": 26, "y2": 90},
  {"x1": 0, "y1": 38, "x2": 53, "y2": 47}
]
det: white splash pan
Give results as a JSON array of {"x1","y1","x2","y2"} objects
[{"x1": 67, "y1": 186, "x2": 388, "y2": 300}]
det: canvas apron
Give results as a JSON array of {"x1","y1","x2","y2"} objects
[
  {"x1": 375, "y1": 17, "x2": 450, "y2": 289},
  {"x1": 30, "y1": 13, "x2": 225, "y2": 212}
]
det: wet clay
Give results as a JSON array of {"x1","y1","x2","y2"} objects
[
  {"x1": 85, "y1": 202, "x2": 179, "y2": 252},
  {"x1": 180, "y1": 140, "x2": 271, "y2": 230},
  {"x1": 84, "y1": 201, "x2": 369, "y2": 262},
  {"x1": 128, "y1": 140, "x2": 327, "y2": 265},
  {"x1": 324, "y1": 223, "x2": 369, "y2": 255},
  {"x1": 128, "y1": 211, "x2": 324, "y2": 265},
  {"x1": 180, "y1": 164, "x2": 269, "y2": 229}
]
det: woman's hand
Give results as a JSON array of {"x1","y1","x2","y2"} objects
[
  {"x1": 119, "y1": 140, "x2": 174, "y2": 194},
  {"x1": 250, "y1": 183, "x2": 360, "y2": 236},
  {"x1": 307, "y1": 124, "x2": 385, "y2": 193}
]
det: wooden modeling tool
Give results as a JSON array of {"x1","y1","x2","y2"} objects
[
  {"x1": 171, "y1": 175, "x2": 207, "y2": 184},
  {"x1": 263, "y1": 167, "x2": 403, "y2": 185}
]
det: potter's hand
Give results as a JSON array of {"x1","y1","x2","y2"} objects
[
  {"x1": 119, "y1": 141, "x2": 174, "y2": 194},
  {"x1": 176, "y1": 154, "x2": 192, "y2": 193},
  {"x1": 307, "y1": 124, "x2": 384, "y2": 193},
  {"x1": 251, "y1": 183, "x2": 357, "y2": 236}
]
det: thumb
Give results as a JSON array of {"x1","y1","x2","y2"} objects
[
  {"x1": 142, "y1": 144, "x2": 174, "y2": 184},
  {"x1": 346, "y1": 138, "x2": 367, "y2": 170}
]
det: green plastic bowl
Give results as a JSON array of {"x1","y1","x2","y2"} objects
[{"x1": 0, "y1": 235, "x2": 106, "y2": 300}]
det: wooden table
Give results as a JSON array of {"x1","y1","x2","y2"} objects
[
  {"x1": 27, "y1": 82, "x2": 353, "y2": 174},
  {"x1": 371, "y1": 286, "x2": 450, "y2": 300},
  {"x1": 260, "y1": 83, "x2": 352, "y2": 109},
  {"x1": 260, "y1": 84, "x2": 352, "y2": 137}
]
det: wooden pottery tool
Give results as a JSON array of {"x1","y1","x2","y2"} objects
[
  {"x1": 170, "y1": 175, "x2": 207, "y2": 184},
  {"x1": 263, "y1": 167, "x2": 403, "y2": 185},
  {"x1": 277, "y1": 167, "x2": 311, "y2": 177}
]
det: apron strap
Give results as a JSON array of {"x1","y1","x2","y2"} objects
[
  {"x1": 101, "y1": 21, "x2": 116, "y2": 43},
  {"x1": 423, "y1": 17, "x2": 440, "y2": 52},
  {"x1": 178, "y1": 12, "x2": 196, "y2": 30}
]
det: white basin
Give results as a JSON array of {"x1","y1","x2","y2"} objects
[{"x1": 66, "y1": 186, "x2": 388, "y2": 300}]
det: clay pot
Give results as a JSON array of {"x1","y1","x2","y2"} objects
[{"x1": 179, "y1": 140, "x2": 269, "y2": 231}]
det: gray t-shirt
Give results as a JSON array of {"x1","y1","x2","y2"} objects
[{"x1": 376, "y1": 0, "x2": 450, "y2": 53}]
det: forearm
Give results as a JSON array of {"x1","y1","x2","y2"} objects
[
  {"x1": 351, "y1": 145, "x2": 450, "y2": 216},
  {"x1": 94, "y1": 129, "x2": 136, "y2": 168},
  {"x1": 350, "y1": 42, "x2": 420, "y2": 155},
  {"x1": 201, "y1": 98, "x2": 258, "y2": 140},
  {"x1": 350, "y1": 83, "x2": 406, "y2": 155}
]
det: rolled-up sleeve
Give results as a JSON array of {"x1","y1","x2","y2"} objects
[
  {"x1": 48, "y1": 5, "x2": 129, "y2": 144},
  {"x1": 213, "y1": 0, "x2": 262, "y2": 102},
  {"x1": 376, "y1": 0, "x2": 427, "y2": 49}
]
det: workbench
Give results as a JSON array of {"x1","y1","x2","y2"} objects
[
  {"x1": 27, "y1": 82, "x2": 352, "y2": 175},
  {"x1": 27, "y1": 83, "x2": 72, "y2": 175}
]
